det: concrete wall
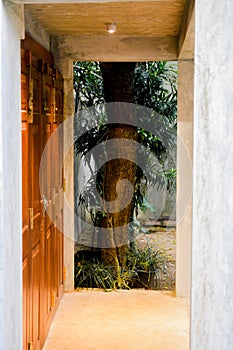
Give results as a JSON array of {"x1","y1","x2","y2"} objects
[
  {"x1": 176, "y1": 59, "x2": 193, "y2": 298},
  {"x1": 24, "y1": 7, "x2": 50, "y2": 51},
  {"x1": 0, "y1": 2, "x2": 24, "y2": 349},
  {"x1": 191, "y1": 0, "x2": 233, "y2": 348},
  {"x1": 51, "y1": 39, "x2": 75, "y2": 291}
]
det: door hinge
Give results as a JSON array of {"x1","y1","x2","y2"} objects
[
  {"x1": 28, "y1": 77, "x2": 34, "y2": 124},
  {"x1": 26, "y1": 50, "x2": 32, "y2": 67},
  {"x1": 52, "y1": 79, "x2": 57, "y2": 123},
  {"x1": 63, "y1": 266, "x2": 66, "y2": 282},
  {"x1": 29, "y1": 208, "x2": 34, "y2": 230},
  {"x1": 26, "y1": 50, "x2": 33, "y2": 124},
  {"x1": 28, "y1": 342, "x2": 33, "y2": 350},
  {"x1": 62, "y1": 178, "x2": 66, "y2": 192},
  {"x1": 52, "y1": 187, "x2": 56, "y2": 205},
  {"x1": 51, "y1": 290, "x2": 56, "y2": 308}
]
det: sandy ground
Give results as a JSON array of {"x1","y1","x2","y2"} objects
[
  {"x1": 136, "y1": 228, "x2": 176, "y2": 290},
  {"x1": 43, "y1": 290, "x2": 189, "y2": 350}
]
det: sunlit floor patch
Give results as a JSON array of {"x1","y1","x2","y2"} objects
[{"x1": 43, "y1": 290, "x2": 189, "y2": 350}]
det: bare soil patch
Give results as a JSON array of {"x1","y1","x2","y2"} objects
[{"x1": 136, "y1": 227, "x2": 176, "y2": 290}]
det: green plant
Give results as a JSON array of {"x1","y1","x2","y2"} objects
[
  {"x1": 74, "y1": 255, "x2": 115, "y2": 290},
  {"x1": 127, "y1": 245, "x2": 166, "y2": 272},
  {"x1": 74, "y1": 251, "x2": 137, "y2": 290},
  {"x1": 73, "y1": 61, "x2": 104, "y2": 111},
  {"x1": 134, "y1": 61, "x2": 177, "y2": 126},
  {"x1": 74, "y1": 243, "x2": 170, "y2": 290},
  {"x1": 113, "y1": 268, "x2": 137, "y2": 290},
  {"x1": 126, "y1": 245, "x2": 168, "y2": 288}
]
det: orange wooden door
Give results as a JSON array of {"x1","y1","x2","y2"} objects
[
  {"x1": 40, "y1": 62, "x2": 64, "y2": 336},
  {"x1": 21, "y1": 48, "x2": 44, "y2": 350},
  {"x1": 21, "y1": 49, "x2": 30, "y2": 350},
  {"x1": 29, "y1": 54, "x2": 44, "y2": 350},
  {"x1": 21, "y1": 36, "x2": 64, "y2": 350}
]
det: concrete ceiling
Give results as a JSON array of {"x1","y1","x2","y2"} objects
[
  {"x1": 22, "y1": 0, "x2": 194, "y2": 60},
  {"x1": 25, "y1": 1, "x2": 185, "y2": 37}
]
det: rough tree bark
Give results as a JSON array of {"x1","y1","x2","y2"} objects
[{"x1": 99, "y1": 62, "x2": 137, "y2": 274}]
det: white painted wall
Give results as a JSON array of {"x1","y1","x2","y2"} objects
[
  {"x1": 0, "y1": 1, "x2": 24, "y2": 349},
  {"x1": 191, "y1": 1, "x2": 233, "y2": 348}
]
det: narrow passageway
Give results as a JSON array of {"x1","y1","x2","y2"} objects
[{"x1": 43, "y1": 290, "x2": 189, "y2": 350}]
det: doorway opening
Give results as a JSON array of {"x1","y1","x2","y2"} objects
[{"x1": 73, "y1": 61, "x2": 177, "y2": 291}]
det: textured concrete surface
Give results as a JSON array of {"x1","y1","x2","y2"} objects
[
  {"x1": 176, "y1": 59, "x2": 193, "y2": 298},
  {"x1": 192, "y1": 0, "x2": 233, "y2": 349},
  {"x1": 0, "y1": 2, "x2": 24, "y2": 349},
  {"x1": 43, "y1": 290, "x2": 190, "y2": 350},
  {"x1": 52, "y1": 53, "x2": 75, "y2": 292}
]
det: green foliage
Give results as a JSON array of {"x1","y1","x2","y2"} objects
[
  {"x1": 74, "y1": 254, "x2": 115, "y2": 289},
  {"x1": 163, "y1": 168, "x2": 176, "y2": 191},
  {"x1": 74, "y1": 61, "x2": 177, "y2": 227},
  {"x1": 73, "y1": 61, "x2": 177, "y2": 124},
  {"x1": 126, "y1": 245, "x2": 169, "y2": 289},
  {"x1": 113, "y1": 269, "x2": 137, "y2": 290},
  {"x1": 74, "y1": 253, "x2": 136, "y2": 290},
  {"x1": 74, "y1": 246, "x2": 169, "y2": 290},
  {"x1": 134, "y1": 61, "x2": 177, "y2": 126},
  {"x1": 127, "y1": 244, "x2": 166, "y2": 273},
  {"x1": 73, "y1": 61, "x2": 104, "y2": 111}
]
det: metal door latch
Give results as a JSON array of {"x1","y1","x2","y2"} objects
[{"x1": 41, "y1": 195, "x2": 49, "y2": 217}]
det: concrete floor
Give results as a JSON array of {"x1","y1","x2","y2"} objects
[{"x1": 43, "y1": 290, "x2": 190, "y2": 350}]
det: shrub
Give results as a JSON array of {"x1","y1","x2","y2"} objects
[
  {"x1": 74, "y1": 245, "x2": 169, "y2": 290},
  {"x1": 74, "y1": 254, "x2": 114, "y2": 290}
]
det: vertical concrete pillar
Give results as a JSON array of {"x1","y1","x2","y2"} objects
[
  {"x1": 191, "y1": 1, "x2": 233, "y2": 348},
  {"x1": 176, "y1": 60, "x2": 193, "y2": 298},
  {"x1": 0, "y1": 2, "x2": 24, "y2": 349},
  {"x1": 52, "y1": 46, "x2": 75, "y2": 292},
  {"x1": 63, "y1": 62, "x2": 75, "y2": 292}
]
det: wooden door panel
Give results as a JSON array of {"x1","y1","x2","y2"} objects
[
  {"x1": 28, "y1": 121, "x2": 42, "y2": 251},
  {"x1": 22, "y1": 121, "x2": 29, "y2": 262},
  {"x1": 21, "y1": 50, "x2": 31, "y2": 350},
  {"x1": 31, "y1": 245, "x2": 41, "y2": 350},
  {"x1": 22, "y1": 122, "x2": 28, "y2": 226},
  {"x1": 23, "y1": 258, "x2": 30, "y2": 350},
  {"x1": 59, "y1": 230, "x2": 64, "y2": 288},
  {"x1": 53, "y1": 225, "x2": 59, "y2": 299},
  {"x1": 26, "y1": 59, "x2": 43, "y2": 350},
  {"x1": 45, "y1": 227, "x2": 52, "y2": 317},
  {"x1": 21, "y1": 37, "x2": 64, "y2": 350},
  {"x1": 21, "y1": 73, "x2": 28, "y2": 122}
]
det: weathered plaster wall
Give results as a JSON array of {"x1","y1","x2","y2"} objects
[
  {"x1": 0, "y1": 2, "x2": 24, "y2": 349},
  {"x1": 191, "y1": 1, "x2": 233, "y2": 348},
  {"x1": 176, "y1": 59, "x2": 193, "y2": 298}
]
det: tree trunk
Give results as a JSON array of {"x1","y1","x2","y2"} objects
[{"x1": 99, "y1": 63, "x2": 137, "y2": 274}]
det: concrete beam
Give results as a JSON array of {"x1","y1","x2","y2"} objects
[
  {"x1": 178, "y1": 0, "x2": 194, "y2": 59},
  {"x1": 52, "y1": 35, "x2": 178, "y2": 62},
  {"x1": 13, "y1": 0, "x2": 172, "y2": 4}
]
